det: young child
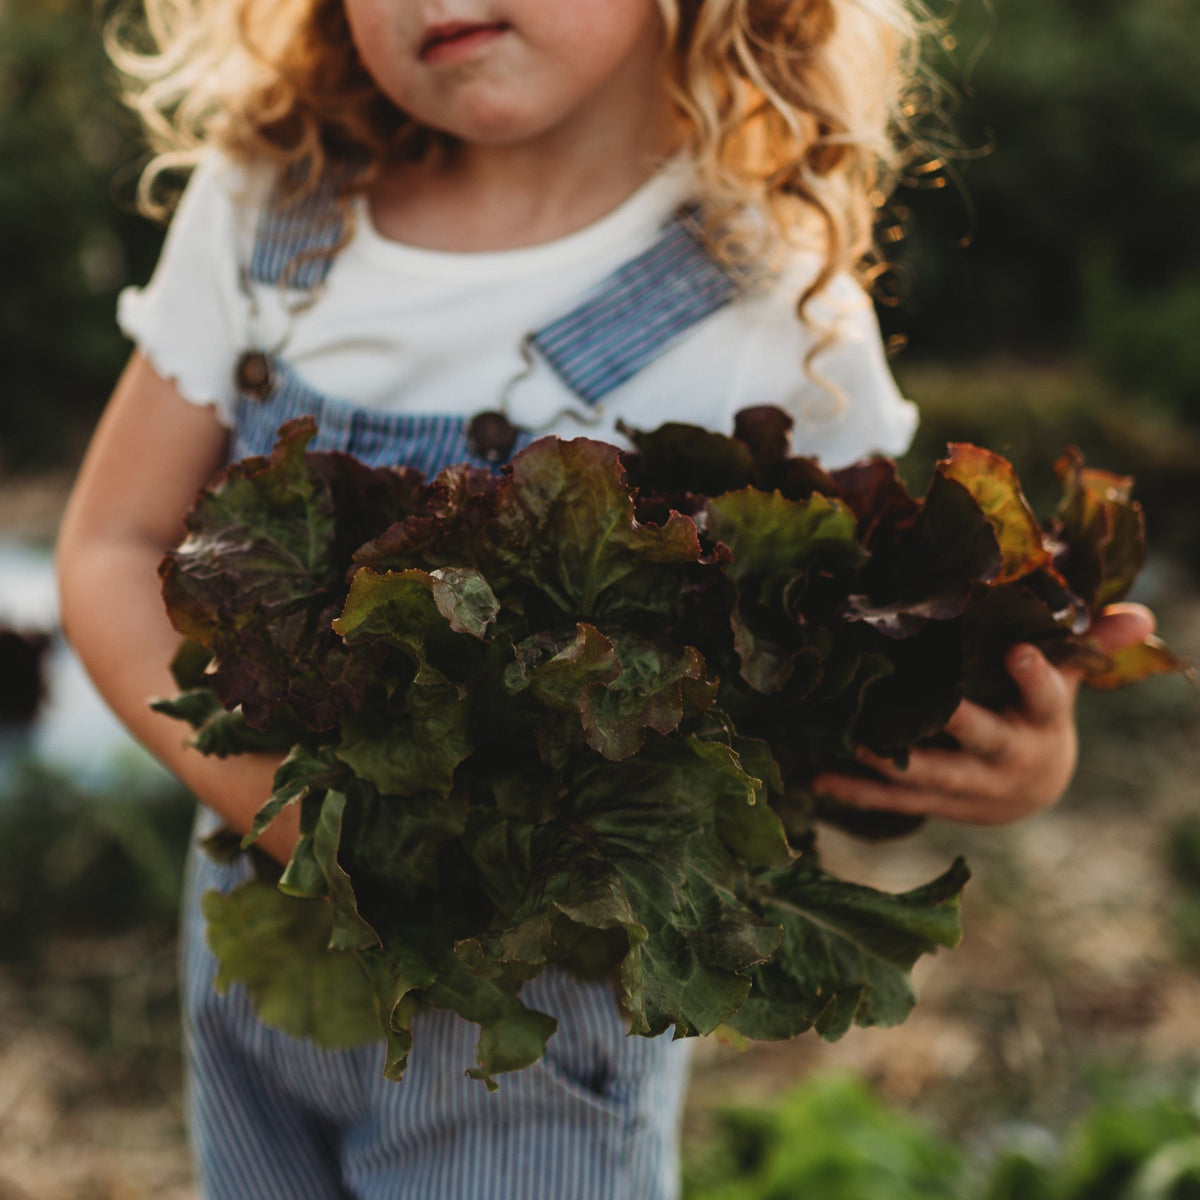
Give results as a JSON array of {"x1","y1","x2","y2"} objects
[{"x1": 57, "y1": 1, "x2": 1152, "y2": 1197}]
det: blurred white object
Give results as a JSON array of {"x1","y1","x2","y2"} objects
[{"x1": 0, "y1": 540, "x2": 170, "y2": 789}]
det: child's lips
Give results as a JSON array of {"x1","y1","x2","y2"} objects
[{"x1": 419, "y1": 21, "x2": 510, "y2": 64}]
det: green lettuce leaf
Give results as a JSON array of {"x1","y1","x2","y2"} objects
[
  {"x1": 202, "y1": 880, "x2": 381, "y2": 1046},
  {"x1": 706, "y1": 488, "x2": 864, "y2": 591},
  {"x1": 488, "y1": 438, "x2": 703, "y2": 621},
  {"x1": 149, "y1": 687, "x2": 298, "y2": 758},
  {"x1": 335, "y1": 682, "x2": 473, "y2": 799},
  {"x1": 475, "y1": 738, "x2": 790, "y2": 1039},
  {"x1": 732, "y1": 857, "x2": 970, "y2": 1040},
  {"x1": 333, "y1": 566, "x2": 497, "y2": 689}
]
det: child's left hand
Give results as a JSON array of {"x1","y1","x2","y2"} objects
[{"x1": 811, "y1": 603, "x2": 1157, "y2": 826}]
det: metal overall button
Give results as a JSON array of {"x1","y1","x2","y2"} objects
[
  {"x1": 235, "y1": 350, "x2": 275, "y2": 402},
  {"x1": 466, "y1": 410, "x2": 519, "y2": 463}
]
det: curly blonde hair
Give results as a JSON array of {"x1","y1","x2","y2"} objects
[{"x1": 110, "y1": 0, "x2": 940, "y2": 312}]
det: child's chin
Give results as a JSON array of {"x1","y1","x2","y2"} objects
[{"x1": 432, "y1": 105, "x2": 564, "y2": 151}]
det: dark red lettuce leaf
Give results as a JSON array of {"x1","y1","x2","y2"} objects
[
  {"x1": 618, "y1": 418, "x2": 757, "y2": 497},
  {"x1": 159, "y1": 419, "x2": 421, "y2": 729},
  {"x1": 843, "y1": 469, "x2": 1001, "y2": 638},
  {"x1": 829, "y1": 458, "x2": 921, "y2": 549},
  {"x1": 940, "y1": 444, "x2": 1052, "y2": 584},
  {"x1": 1050, "y1": 447, "x2": 1146, "y2": 612}
]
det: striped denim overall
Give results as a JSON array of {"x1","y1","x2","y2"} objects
[{"x1": 181, "y1": 170, "x2": 740, "y2": 1200}]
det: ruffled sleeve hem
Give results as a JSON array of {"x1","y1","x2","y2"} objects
[
  {"x1": 117, "y1": 286, "x2": 237, "y2": 428},
  {"x1": 114, "y1": 149, "x2": 266, "y2": 431}
]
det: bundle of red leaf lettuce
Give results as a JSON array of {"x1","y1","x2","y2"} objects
[{"x1": 153, "y1": 407, "x2": 1181, "y2": 1087}]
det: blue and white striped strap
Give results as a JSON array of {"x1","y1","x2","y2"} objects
[
  {"x1": 248, "y1": 164, "x2": 352, "y2": 290},
  {"x1": 249, "y1": 167, "x2": 745, "y2": 405},
  {"x1": 530, "y1": 210, "x2": 742, "y2": 406}
]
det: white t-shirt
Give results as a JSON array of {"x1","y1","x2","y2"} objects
[{"x1": 118, "y1": 153, "x2": 917, "y2": 470}]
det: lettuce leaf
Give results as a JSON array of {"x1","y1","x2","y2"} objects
[{"x1": 158, "y1": 410, "x2": 1182, "y2": 1085}]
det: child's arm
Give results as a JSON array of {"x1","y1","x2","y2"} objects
[
  {"x1": 56, "y1": 353, "x2": 298, "y2": 863},
  {"x1": 811, "y1": 604, "x2": 1156, "y2": 824}
]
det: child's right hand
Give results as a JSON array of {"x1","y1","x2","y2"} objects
[
  {"x1": 812, "y1": 602, "x2": 1157, "y2": 826},
  {"x1": 56, "y1": 352, "x2": 297, "y2": 864}
]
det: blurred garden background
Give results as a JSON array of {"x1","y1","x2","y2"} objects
[{"x1": 1, "y1": 0, "x2": 1198, "y2": 1196}]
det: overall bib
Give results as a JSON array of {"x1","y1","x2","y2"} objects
[{"x1": 180, "y1": 169, "x2": 740, "y2": 1200}]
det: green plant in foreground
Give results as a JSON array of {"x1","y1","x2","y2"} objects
[
  {"x1": 687, "y1": 1077, "x2": 1200, "y2": 1200},
  {"x1": 0, "y1": 763, "x2": 192, "y2": 961},
  {"x1": 684, "y1": 1074, "x2": 962, "y2": 1200},
  {"x1": 1165, "y1": 816, "x2": 1200, "y2": 966},
  {"x1": 983, "y1": 1092, "x2": 1200, "y2": 1200},
  {"x1": 1058, "y1": 1094, "x2": 1200, "y2": 1200}
]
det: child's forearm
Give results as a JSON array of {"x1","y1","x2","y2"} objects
[
  {"x1": 57, "y1": 534, "x2": 298, "y2": 862},
  {"x1": 56, "y1": 354, "x2": 299, "y2": 864},
  {"x1": 60, "y1": 535, "x2": 206, "y2": 772}
]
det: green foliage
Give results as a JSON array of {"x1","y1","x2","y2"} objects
[
  {"x1": 888, "y1": 0, "x2": 1200, "y2": 425},
  {"x1": 0, "y1": 0, "x2": 162, "y2": 469},
  {"x1": 1058, "y1": 1095, "x2": 1200, "y2": 1200},
  {"x1": 684, "y1": 1074, "x2": 963, "y2": 1199},
  {"x1": 686, "y1": 1076, "x2": 1200, "y2": 1200},
  {"x1": 1165, "y1": 815, "x2": 1200, "y2": 965},
  {"x1": 984, "y1": 1092, "x2": 1200, "y2": 1200},
  {"x1": 1081, "y1": 257, "x2": 1200, "y2": 430},
  {"x1": 0, "y1": 761, "x2": 192, "y2": 962},
  {"x1": 983, "y1": 1150, "x2": 1061, "y2": 1200},
  {"x1": 202, "y1": 878, "x2": 383, "y2": 1047}
]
